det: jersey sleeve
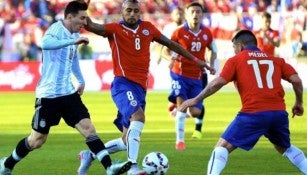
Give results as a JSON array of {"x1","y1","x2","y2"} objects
[
  {"x1": 280, "y1": 58, "x2": 297, "y2": 81},
  {"x1": 149, "y1": 22, "x2": 163, "y2": 41},
  {"x1": 219, "y1": 56, "x2": 237, "y2": 82}
]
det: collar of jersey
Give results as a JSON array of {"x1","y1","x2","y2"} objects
[{"x1": 243, "y1": 46, "x2": 261, "y2": 51}]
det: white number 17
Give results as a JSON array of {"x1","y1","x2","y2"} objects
[{"x1": 247, "y1": 59, "x2": 274, "y2": 89}]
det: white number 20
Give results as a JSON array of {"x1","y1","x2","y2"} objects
[{"x1": 247, "y1": 59, "x2": 274, "y2": 89}]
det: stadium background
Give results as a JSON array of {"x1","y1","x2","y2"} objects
[{"x1": 0, "y1": 0, "x2": 306, "y2": 91}]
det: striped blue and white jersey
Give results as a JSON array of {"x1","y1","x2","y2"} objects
[{"x1": 36, "y1": 20, "x2": 85, "y2": 98}]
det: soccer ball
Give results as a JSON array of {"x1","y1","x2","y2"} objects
[{"x1": 142, "y1": 152, "x2": 169, "y2": 175}]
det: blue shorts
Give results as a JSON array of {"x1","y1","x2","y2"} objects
[
  {"x1": 111, "y1": 77, "x2": 146, "y2": 131},
  {"x1": 222, "y1": 110, "x2": 290, "y2": 150},
  {"x1": 168, "y1": 71, "x2": 203, "y2": 110}
]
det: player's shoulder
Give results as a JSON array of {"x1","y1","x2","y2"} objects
[{"x1": 139, "y1": 20, "x2": 155, "y2": 27}]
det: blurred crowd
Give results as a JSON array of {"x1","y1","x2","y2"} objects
[{"x1": 0, "y1": 0, "x2": 307, "y2": 62}]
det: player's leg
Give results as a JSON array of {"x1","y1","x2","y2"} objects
[
  {"x1": 175, "y1": 96, "x2": 187, "y2": 150},
  {"x1": 207, "y1": 138, "x2": 236, "y2": 175},
  {"x1": 111, "y1": 77, "x2": 146, "y2": 175},
  {"x1": 192, "y1": 106, "x2": 204, "y2": 139},
  {"x1": 126, "y1": 109, "x2": 147, "y2": 175},
  {"x1": 0, "y1": 130, "x2": 48, "y2": 175},
  {"x1": 268, "y1": 111, "x2": 307, "y2": 174},
  {"x1": 276, "y1": 145, "x2": 307, "y2": 174},
  {"x1": 76, "y1": 118, "x2": 131, "y2": 175},
  {"x1": 1, "y1": 97, "x2": 56, "y2": 174},
  {"x1": 68, "y1": 91, "x2": 130, "y2": 175},
  {"x1": 192, "y1": 73, "x2": 208, "y2": 139}
]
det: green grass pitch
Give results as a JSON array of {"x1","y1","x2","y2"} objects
[{"x1": 0, "y1": 91, "x2": 306, "y2": 175}]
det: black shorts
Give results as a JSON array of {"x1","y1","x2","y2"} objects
[{"x1": 31, "y1": 92, "x2": 90, "y2": 134}]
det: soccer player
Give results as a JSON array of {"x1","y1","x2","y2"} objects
[
  {"x1": 254, "y1": 12, "x2": 280, "y2": 56},
  {"x1": 178, "y1": 30, "x2": 307, "y2": 174},
  {"x1": 168, "y1": 2, "x2": 216, "y2": 150},
  {"x1": 77, "y1": 0, "x2": 214, "y2": 175},
  {"x1": 0, "y1": 1, "x2": 131, "y2": 175}
]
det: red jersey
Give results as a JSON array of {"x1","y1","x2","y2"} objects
[
  {"x1": 171, "y1": 24, "x2": 213, "y2": 79},
  {"x1": 220, "y1": 46, "x2": 297, "y2": 113},
  {"x1": 103, "y1": 21, "x2": 162, "y2": 89},
  {"x1": 254, "y1": 29, "x2": 279, "y2": 56}
]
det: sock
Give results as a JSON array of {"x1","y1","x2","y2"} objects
[
  {"x1": 175, "y1": 111, "x2": 187, "y2": 143},
  {"x1": 207, "y1": 147, "x2": 228, "y2": 175},
  {"x1": 86, "y1": 135, "x2": 111, "y2": 169},
  {"x1": 5, "y1": 137, "x2": 32, "y2": 170},
  {"x1": 127, "y1": 121, "x2": 144, "y2": 164},
  {"x1": 105, "y1": 138, "x2": 127, "y2": 154},
  {"x1": 283, "y1": 145, "x2": 307, "y2": 174},
  {"x1": 195, "y1": 107, "x2": 205, "y2": 132}
]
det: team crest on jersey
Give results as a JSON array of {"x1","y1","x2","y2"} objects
[
  {"x1": 142, "y1": 29, "x2": 149, "y2": 36},
  {"x1": 130, "y1": 100, "x2": 138, "y2": 107},
  {"x1": 40, "y1": 119, "x2": 46, "y2": 128},
  {"x1": 202, "y1": 34, "x2": 208, "y2": 40}
]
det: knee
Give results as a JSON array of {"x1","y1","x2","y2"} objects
[
  {"x1": 76, "y1": 119, "x2": 97, "y2": 137},
  {"x1": 27, "y1": 136, "x2": 47, "y2": 149}
]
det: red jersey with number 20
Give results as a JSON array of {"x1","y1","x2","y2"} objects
[
  {"x1": 103, "y1": 21, "x2": 162, "y2": 89},
  {"x1": 171, "y1": 24, "x2": 213, "y2": 79},
  {"x1": 220, "y1": 46, "x2": 297, "y2": 113}
]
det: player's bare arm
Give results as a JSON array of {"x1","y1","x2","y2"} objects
[
  {"x1": 75, "y1": 37, "x2": 89, "y2": 45},
  {"x1": 178, "y1": 77, "x2": 227, "y2": 112},
  {"x1": 157, "y1": 35, "x2": 210, "y2": 70},
  {"x1": 288, "y1": 74, "x2": 304, "y2": 117},
  {"x1": 84, "y1": 17, "x2": 107, "y2": 36}
]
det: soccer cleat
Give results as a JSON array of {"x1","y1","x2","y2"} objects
[
  {"x1": 192, "y1": 130, "x2": 202, "y2": 139},
  {"x1": 107, "y1": 160, "x2": 132, "y2": 175},
  {"x1": 175, "y1": 141, "x2": 186, "y2": 151},
  {"x1": 0, "y1": 157, "x2": 12, "y2": 175},
  {"x1": 127, "y1": 164, "x2": 146, "y2": 175},
  {"x1": 77, "y1": 150, "x2": 94, "y2": 175}
]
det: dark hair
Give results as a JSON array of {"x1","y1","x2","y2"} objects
[
  {"x1": 185, "y1": 2, "x2": 204, "y2": 13},
  {"x1": 232, "y1": 30, "x2": 257, "y2": 46},
  {"x1": 262, "y1": 12, "x2": 271, "y2": 19},
  {"x1": 64, "y1": 1, "x2": 88, "y2": 18},
  {"x1": 173, "y1": 6, "x2": 184, "y2": 12},
  {"x1": 122, "y1": 0, "x2": 139, "y2": 6}
]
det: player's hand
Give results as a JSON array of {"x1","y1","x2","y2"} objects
[
  {"x1": 77, "y1": 84, "x2": 85, "y2": 95},
  {"x1": 207, "y1": 66, "x2": 216, "y2": 75},
  {"x1": 178, "y1": 98, "x2": 198, "y2": 112},
  {"x1": 75, "y1": 37, "x2": 89, "y2": 45},
  {"x1": 292, "y1": 103, "x2": 304, "y2": 118},
  {"x1": 195, "y1": 59, "x2": 207, "y2": 69}
]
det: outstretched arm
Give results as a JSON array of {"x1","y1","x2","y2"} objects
[
  {"x1": 84, "y1": 17, "x2": 107, "y2": 36},
  {"x1": 157, "y1": 35, "x2": 213, "y2": 71},
  {"x1": 178, "y1": 76, "x2": 227, "y2": 112}
]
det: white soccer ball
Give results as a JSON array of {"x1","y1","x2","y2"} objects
[{"x1": 142, "y1": 152, "x2": 169, "y2": 175}]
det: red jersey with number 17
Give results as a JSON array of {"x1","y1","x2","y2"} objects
[
  {"x1": 220, "y1": 46, "x2": 297, "y2": 113},
  {"x1": 103, "y1": 21, "x2": 162, "y2": 89}
]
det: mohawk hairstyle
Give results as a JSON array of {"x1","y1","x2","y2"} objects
[{"x1": 122, "y1": 0, "x2": 139, "y2": 7}]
